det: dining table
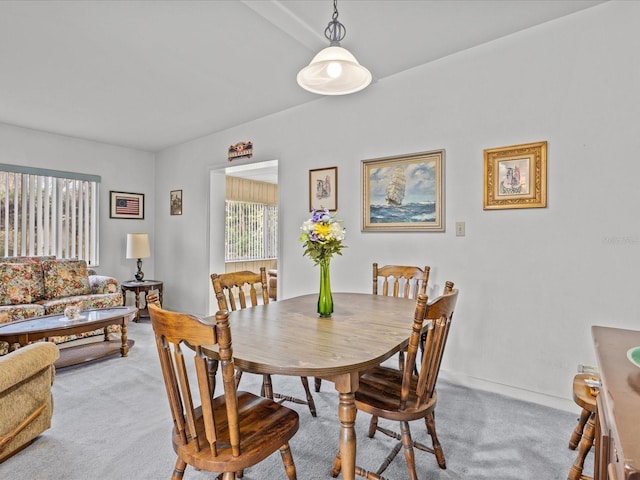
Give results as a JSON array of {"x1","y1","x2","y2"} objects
[{"x1": 202, "y1": 292, "x2": 418, "y2": 480}]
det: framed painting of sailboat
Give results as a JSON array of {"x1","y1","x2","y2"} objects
[
  {"x1": 361, "y1": 150, "x2": 445, "y2": 232},
  {"x1": 309, "y1": 166, "x2": 338, "y2": 211}
]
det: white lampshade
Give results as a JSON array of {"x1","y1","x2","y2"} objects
[
  {"x1": 297, "y1": 45, "x2": 372, "y2": 95},
  {"x1": 126, "y1": 233, "x2": 150, "y2": 259}
]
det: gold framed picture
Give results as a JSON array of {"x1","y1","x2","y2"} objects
[
  {"x1": 483, "y1": 141, "x2": 547, "y2": 210},
  {"x1": 362, "y1": 150, "x2": 445, "y2": 232},
  {"x1": 309, "y1": 166, "x2": 337, "y2": 212}
]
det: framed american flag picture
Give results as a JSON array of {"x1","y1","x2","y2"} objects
[{"x1": 110, "y1": 191, "x2": 144, "y2": 219}]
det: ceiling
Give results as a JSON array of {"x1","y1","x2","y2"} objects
[{"x1": 0, "y1": 0, "x2": 605, "y2": 154}]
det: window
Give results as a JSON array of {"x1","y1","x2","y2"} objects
[
  {"x1": 0, "y1": 164, "x2": 100, "y2": 265},
  {"x1": 225, "y1": 200, "x2": 277, "y2": 262}
]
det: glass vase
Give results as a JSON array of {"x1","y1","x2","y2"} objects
[{"x1": 317, "y1": 259, "x2": 334, "y2": 317}]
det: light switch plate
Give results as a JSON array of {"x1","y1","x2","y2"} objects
[{"x1": 455, "y1": 222, "x2": 465, "y2": 237}]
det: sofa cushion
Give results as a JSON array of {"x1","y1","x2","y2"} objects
[
  {"x1": 0, "y1": 304, "x2": 46, "y2": 322},
  {"x1": 0, "y1": 256, "x2": 54, "y2": 301},
  {"x1": 42, "y1": 293, "x2": 124, "y2": 315},
  {"x1": 0, "y1": 263, "x2": 35, "y2": 305},
  {"x1": 42, "y1": 259, "x2": 91, "y2": 300}
]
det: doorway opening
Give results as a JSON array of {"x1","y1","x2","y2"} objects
[{"x1": 208, "y1": 160, "x2": 278, "y2": 314}]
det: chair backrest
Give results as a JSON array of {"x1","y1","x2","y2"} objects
[
  {"x1": 373, "y1": 263, "x2": 430, "y2": 299},
  {"x1": 402, "y1": 282, "x2": 458, "y2": 411},
  {"x1": 148, "y1": 302, "x2": 241, "y2": 458},
  {"x1": 211, "y1": 267, "x2": 269, "y2": 311}
]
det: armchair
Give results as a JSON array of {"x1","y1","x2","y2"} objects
[{"x1": 0, "y1": 342, "x2": 59, "y2": 463}]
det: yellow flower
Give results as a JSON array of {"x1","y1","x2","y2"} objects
[{"x1": 314, "y1": 223, "x2": 331, "y2": 238}]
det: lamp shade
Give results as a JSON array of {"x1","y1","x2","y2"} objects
[
  {"x1": 297, "y1": 45, "x2": 372, "y2": 95},
  {"x1": 126, "y1": 233, "x2": 150, "y2": 259}
]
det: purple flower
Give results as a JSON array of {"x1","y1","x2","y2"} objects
[{"x1": 311, "y1": 208, "x2": 327, "y2": 222}]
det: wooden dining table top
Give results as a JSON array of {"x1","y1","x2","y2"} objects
[{"x1": 202, "y1": 292, "x2": 417, "y2": 380}]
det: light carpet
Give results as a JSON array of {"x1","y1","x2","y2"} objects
[{"x1": 0, "y1": 320, "x2": 590, "y2": 479}]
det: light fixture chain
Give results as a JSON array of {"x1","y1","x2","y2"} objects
[{"x1": 324, "y1": 0, "x2": 346, "y2": 46}]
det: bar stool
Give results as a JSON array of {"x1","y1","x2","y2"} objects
[{"x1": 567, "y1": 373, "x2": 598, "y2": 480}]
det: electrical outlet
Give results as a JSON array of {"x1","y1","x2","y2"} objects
[{"x1": 455, "y1": 222, "x2": 465, "y2": 237}]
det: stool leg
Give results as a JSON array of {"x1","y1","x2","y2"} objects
[
  {"x1": 569, "y1": 408, "x2": 590, "y2": 450},
  {"x1": 568, "y1": 412, "x2": 595, "y2": 480}
]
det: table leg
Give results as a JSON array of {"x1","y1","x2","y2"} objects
[
  {"x1": 120, "y1": 321, "x2": 128, "y2": 357},
  {"x1": 338, "y1": 392, "x2": 357, "y2": 480},
  {"x1": 134, "y1": 291, "x2": 141, "y2": 322},
  {"x1": 332, "y1": 373, "x2": 358, "y2": 480}
]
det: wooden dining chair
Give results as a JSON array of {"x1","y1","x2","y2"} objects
[
  {"x1": 314, "y1": 263, "x2": 430, "y2": 393},
  {"x1": 373, "y1": 263, "x2": 431, "y2": 371},
  {"x1": 210, "y1": 268, "x2": 318, "y2": 417},
  {"x1": 331, "y1": 283, "x2": 458, "y2": 480},
  {"x1": 372, "y1": 263, "x2": 430, "y2": 300},
  {"x1": 147, "y1": 302, "x2": 299, "y2": 480}
]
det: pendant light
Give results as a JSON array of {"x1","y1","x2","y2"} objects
[{"x1": 297, "y1": 0, "x2": 371, "y2": 95}]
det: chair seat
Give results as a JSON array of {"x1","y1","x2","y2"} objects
[
  {"x1": 174, "y1": 391, "x2": 299, "y2": 472},
  {"x1": 356, "y1": 366, "x2": 437, "y2": 422}
]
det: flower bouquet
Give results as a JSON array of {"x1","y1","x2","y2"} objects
[{"x1": 299, "y1": 208, "x2": 346, "y2": 317}]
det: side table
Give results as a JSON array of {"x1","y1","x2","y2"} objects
[{"x1": 121, "y1": 280, "x2": 163, "y2": 322}]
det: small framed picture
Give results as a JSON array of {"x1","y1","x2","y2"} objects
[
  {"x1": 483, "y1": 141, "x2": 547, "y2": 210},
  {"x1": 309, "y1": 167, "x2": 338, "y2": 211},
  {"x1": 170, "y1": 190, "x2": 183, "y2": 215},
  {"x1": 362, "y1": 150, "x2": 445, "y2": 232},
  {"x1": 110, "y1": 191, "x2": 144, "y2": 219}
]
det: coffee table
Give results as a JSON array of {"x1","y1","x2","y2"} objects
[{"x1": 0, "y1": 306, "x2": 137, "y2": 368}]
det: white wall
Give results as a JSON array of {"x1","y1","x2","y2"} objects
[
  {"x1": 154, "y1": 1, "x2": 639, "y2": 410},
  {"x1": 0, "y1": 122, "x2": 156, "y2": 281}
]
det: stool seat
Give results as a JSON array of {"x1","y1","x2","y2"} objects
[
  {"x1": 572, "y1": 373, "x2": 597, "y2": 413},
  {"x1": 568, "y1": 373, "x2": 598, "y2": 480}
]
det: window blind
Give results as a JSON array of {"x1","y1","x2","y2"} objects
[
  {"x1": 225, "y1": 200, "x2": 277, "y2": 262},
  {"x1": 0, "y1": 164, "x2": 100, "y2": 265}
]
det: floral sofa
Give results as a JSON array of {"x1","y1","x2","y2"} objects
[{"x1": 0, "y1": 256, "x2": 123, "y2": 354}]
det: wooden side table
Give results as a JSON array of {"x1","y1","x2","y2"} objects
[{"x1": 121, "y1": 280, "x2": 163, "y2": 322}]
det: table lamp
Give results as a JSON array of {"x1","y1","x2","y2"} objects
[{"x1": 126, "y1": 233, "x2": 150, "y2": 282}]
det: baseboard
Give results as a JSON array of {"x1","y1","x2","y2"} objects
[{"x1": 440, "y1": 370, "x2": 577, "y2": 413}]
